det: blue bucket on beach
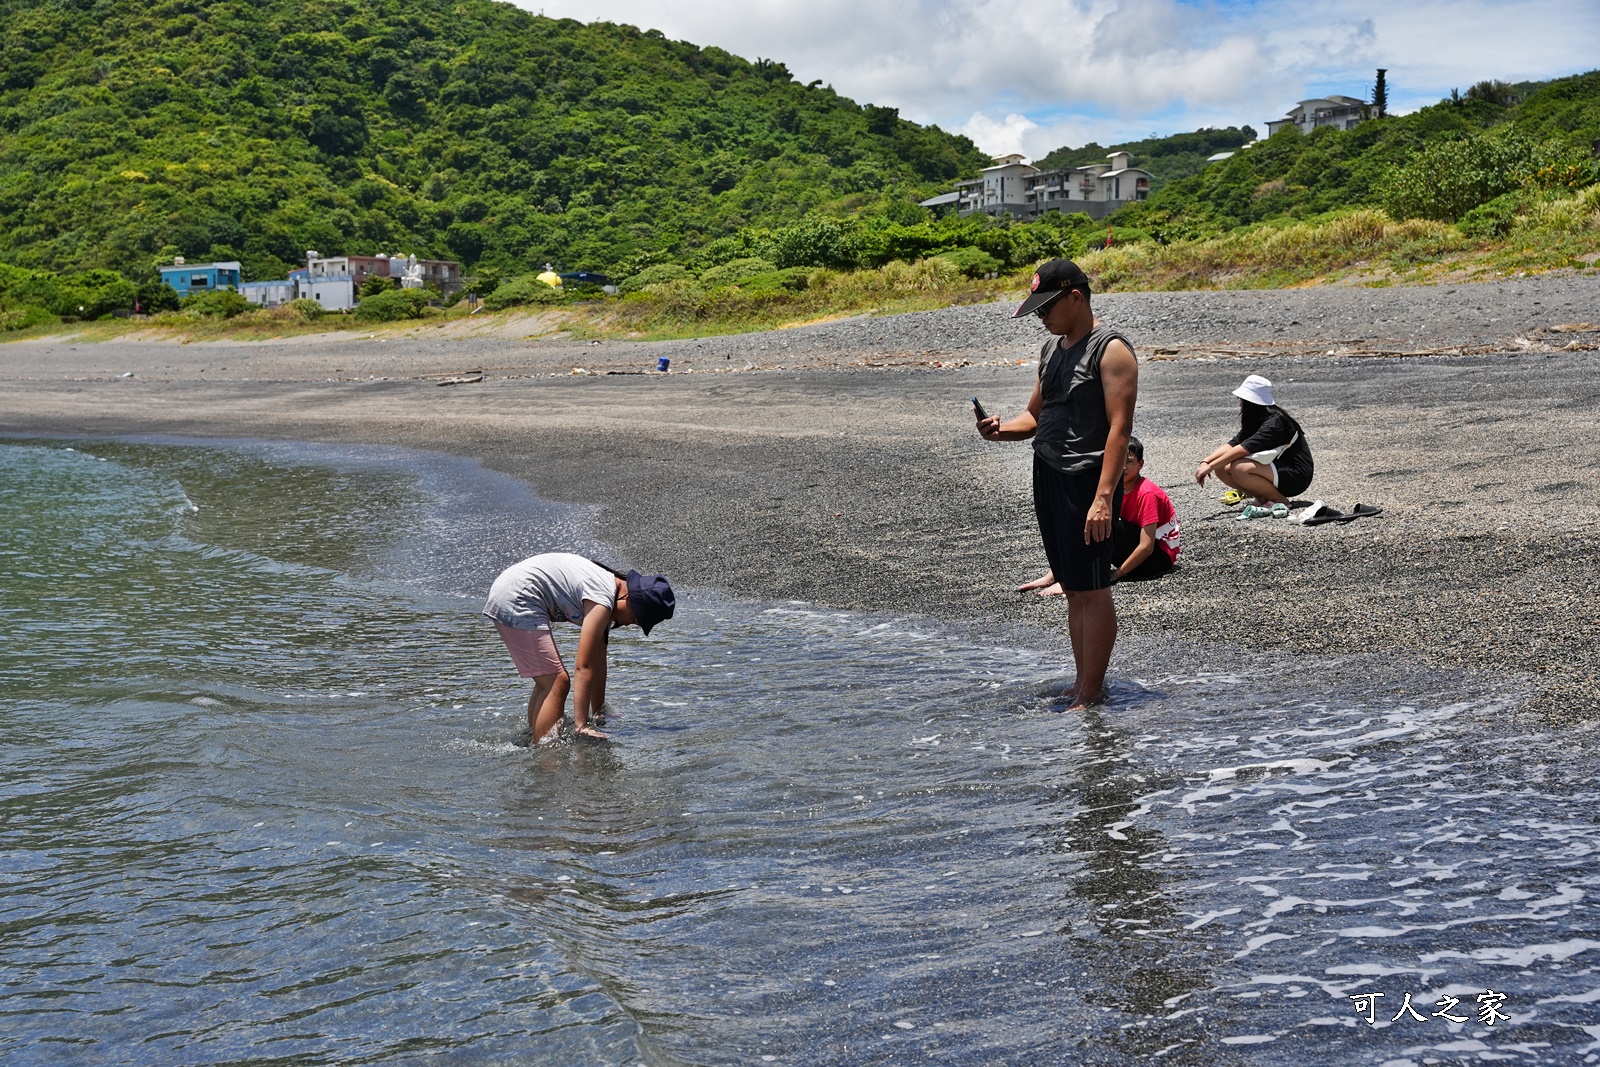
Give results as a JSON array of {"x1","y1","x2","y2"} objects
[{"x1": 656, "y1": 356, "x2": 670, "y2": 373}]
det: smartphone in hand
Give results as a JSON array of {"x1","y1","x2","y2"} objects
[{"x1": 971, "y1": 396, "x2": 988, "y2": 421}]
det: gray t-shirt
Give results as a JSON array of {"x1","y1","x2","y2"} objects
[{"x1": 483, "y1": 552, "x2": 617, "y2": 631}]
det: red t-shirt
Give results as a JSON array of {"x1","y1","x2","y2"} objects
[{"x1": 1121, "y1": 477, "x2": 1180, "y2": 562}]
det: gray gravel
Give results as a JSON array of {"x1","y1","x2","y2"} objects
[
  {"x1": 9, "y1": 273, "x2": 1595, "y2": 384},
  {"x1": 4, "y1": 273, "x2": 1599, "y2": 720},
  {"x1": 509, "y1": 273, "x2": 1600, "y2": 370},
  {"x1": 618, "y1": 273, "x2": 1600, "y2": 365}
]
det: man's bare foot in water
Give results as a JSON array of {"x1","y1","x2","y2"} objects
[
  {"x1": 1068, "y1": 688, "x2": 1108, "y2": 711},
  {"x1": 1019, "y1": 570, "x2": 1066, "y2": 596},
  {"x1": 576, "y1": 724, "x2": 610, "y2": 742}
]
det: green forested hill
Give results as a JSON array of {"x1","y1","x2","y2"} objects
[
  {"x1": 0, "y1": 0, "x2": 986, "y2": 280},
  {"x1": 2, "y1": 0, "x2": 1596, "y2": 327},
  {"x1": 1023, "y1": 72, "x2": 1600, "y2": 243},
  {"x1": 1114, "y1": 71, "x2": 1600, "y2": 240}
]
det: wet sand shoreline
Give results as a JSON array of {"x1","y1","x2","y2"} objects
[{"x1": 5, "y1": 277, "x2": 1598, "y2": 721}]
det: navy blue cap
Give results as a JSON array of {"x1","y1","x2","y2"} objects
[{"x1": 625, "y1": 570, "x2": 675, "y2": 635}]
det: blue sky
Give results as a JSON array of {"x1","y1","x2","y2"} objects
[{"x1": 518, "y1": 1, "x2": 1600, "y2": 158}]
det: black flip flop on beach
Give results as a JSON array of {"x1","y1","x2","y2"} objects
[
  {"x1": 1302, "y1": 503, "x2": 1384, "y2": 526},
  {"x1": 1301, "y1": 506, "x2": 1354, "y2": 525}
]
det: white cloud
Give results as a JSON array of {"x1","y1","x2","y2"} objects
[
  {"x1": 958, "y1": 112, "x2": 1037, "y2": 157},
  {"x1": 515, "y1": 1, "x2": 1600, "y2": 153}
]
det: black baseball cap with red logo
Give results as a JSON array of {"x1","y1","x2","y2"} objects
[{"x1": 1013, "y1": 258, "x2": 1092, "y2": 319}]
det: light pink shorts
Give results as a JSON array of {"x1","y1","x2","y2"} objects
[{"x1": 495, "y1": 622, "x2": 565, "y2": 678}]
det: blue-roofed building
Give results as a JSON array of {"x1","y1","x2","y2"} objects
[{"x1": 158, "y1": 258, "x2": 242, "y2": 297}]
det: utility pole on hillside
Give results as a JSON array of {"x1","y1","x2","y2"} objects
[{"x1": 1372, "y1": 69, "x2": 1389, "y2": 118}]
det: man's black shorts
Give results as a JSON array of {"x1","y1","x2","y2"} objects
[{"x1": 1034, "y1": 455, "x2": 1120, "y2": 592}]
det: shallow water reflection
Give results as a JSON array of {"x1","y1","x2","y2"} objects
[{"x1": 1, "y1": 439, "x2": 1595, "y2": 1066}]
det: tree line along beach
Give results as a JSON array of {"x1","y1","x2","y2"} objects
[{"x1": 4, "y1": 273, "x2": 1597, "y2": 721}]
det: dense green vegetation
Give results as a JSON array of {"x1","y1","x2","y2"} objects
[
  {"x1": 1110, "y1": 72, "x2": 1600, "y2": 242},
  {"x1": 0, "y1": 0, "x2": 986, "y2": 283},
  {"x1": 0, "y1": 0, "x2": 1596, "y2": 338}
]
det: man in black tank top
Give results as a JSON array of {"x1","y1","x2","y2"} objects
[{"x1": 976, "y1": 259, "x2": 1138, "y2": 709}]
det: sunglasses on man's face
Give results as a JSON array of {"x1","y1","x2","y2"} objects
[
  {"x1": 1034, "y1": 290, "x2": 1077, "y2": 318},
  {"x1": 1035, "y1": 301, "x2": 1061, "y2": 320}
]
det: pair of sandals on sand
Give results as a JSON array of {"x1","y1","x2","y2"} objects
[
  {"x1": 1293, "y1": 500, "x2": 1383, "y2": 526},
  {"x1": 1220, "y1": 489, "x2": 1382, "y2": 525}
]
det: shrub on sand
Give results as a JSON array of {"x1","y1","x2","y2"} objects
[
  {"x1": 699, "y1": 258, "x2": 776, "y2": 287},
  {"x1": 731, "y1": 267, "x2": 811, "y2": 293},
  {"x1": 1382, "y1": 131, "x2": 1595, "y2": 223},
  {"x1": 0, "y1": 305, "x2": 56, "y2": 332},
  {"x1": 179, "y1": 289, "x2": 252, "y2": 318},
  {"x1": 482, "y1": 275, "x2": 568, "y2": 310},
  {"x1": 932, "y1": 246, "x2": 1002, "y2": 278},
  {"x1": 355, "y1": 288, "x2": 431, "y2": 321},
  {"x1": 1514, "y1": 183, "x2": 1600, "y2": 236},
  {"x1": 617, "y1": 264, "x2": 692, "y2": 293},
  {"x1": 871, "y1": 257, "x2": 961, "y2": 292}
]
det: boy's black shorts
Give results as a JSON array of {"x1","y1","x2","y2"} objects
[{"x1": 1033, "y1": 456, "x2": 1121, "y2": 593}]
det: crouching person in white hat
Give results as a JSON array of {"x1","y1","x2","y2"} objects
[
  {"x1": 1195, "y1": 374, "x2": 1314, "y2": 505},
  {"x1": 483, "y1": 552, "x2": 675, "y2": 743}
]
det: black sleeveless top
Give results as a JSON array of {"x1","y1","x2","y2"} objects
[{"x1": 1033, "y1": 326, "x2": 1132, "y2": 476}]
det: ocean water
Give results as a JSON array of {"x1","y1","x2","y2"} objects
[{"x1": 2, "y1": 437, "x2": 1598, "y2": 1066}]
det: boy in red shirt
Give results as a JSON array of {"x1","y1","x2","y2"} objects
[
  {"x1": 1020, "y1": 436, "x2": 1180, "y2": 593},
  {"x1": 1111, "y1": 436, "x2": 1179, "y2": 581}
]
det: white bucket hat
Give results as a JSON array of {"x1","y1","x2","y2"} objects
[{"x1": 1232, "y1": 374, "x2": 1274, "y2": 406}]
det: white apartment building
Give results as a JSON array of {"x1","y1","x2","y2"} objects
[
  {"x1": 1025, "y1": 151, "x2": 1151, "y2": 217},
  {"x1": 923, "y1": 152, "x2": 1153, "y2": 221},
  {"x1": 1265, "y1": 96, "x2": 1368, "y2": 136}
]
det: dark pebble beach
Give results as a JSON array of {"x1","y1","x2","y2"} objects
[{"x1": 5, "y1": 274, "x2": 1598, "y2": 720}]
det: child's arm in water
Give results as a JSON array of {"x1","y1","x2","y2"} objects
[{"x1": 572, "y1": 601, "x2": 612, "y2": 739}]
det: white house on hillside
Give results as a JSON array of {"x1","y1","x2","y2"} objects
[
  {"x1": 238, "y1": 279, "x2": 295, "y2": 307},
  {"x1": 922, "y1": 152, "x2": 1153, "y2": 221},
  {"x1": 240, "y1": 250, "x2": 464, "y2": 311},
  {"x1": 1265, "y1": 96, "x2": 1368, "y2": 135},
  {"x1": 296, "y1": 251, "x2": 357, "y2": 311}
]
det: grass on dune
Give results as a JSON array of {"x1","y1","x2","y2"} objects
[
  {"x1": 9, "y1": 193, "x2": 1599, "y2": 346},
  {"x1": 1079, "y1": 193, "x2": 1600, "y2": 290}
]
